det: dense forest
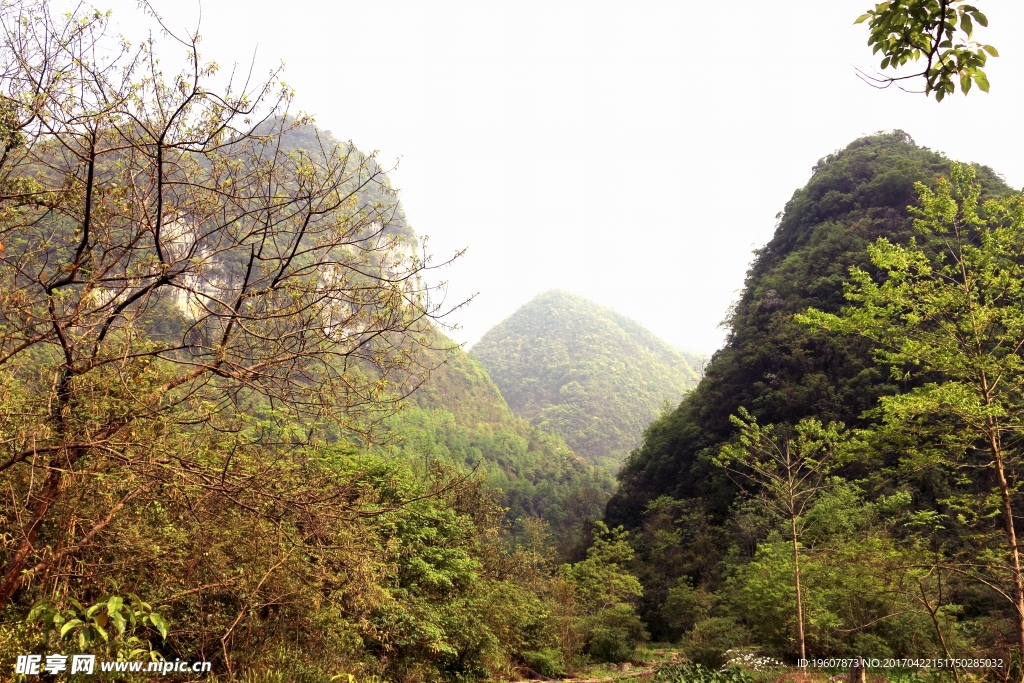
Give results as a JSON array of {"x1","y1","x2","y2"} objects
[
  {"x1": 3, "y1": 0, "x2": 1024, "y2": 681},
  {"x1": 472, "y1": 291, "x2": 699, "y2": 468},
  {"x1": 608, "y1": 131, "x2": 1024, "y2": 665}
]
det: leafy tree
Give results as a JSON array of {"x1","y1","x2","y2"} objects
[
  {"x1": 560, "y1": 521, "x2": 648, "y2": 662},
  {"x1": 856, "y1": 1, "x2": 998, "y2": 100},
  {"x1": 799, "y1": 162, "x2": 1024, "y2": 657},
  {"x1": 714, "y1": 410, "x2": 853, "y2": 661},
  {"x1": 606, "y1": 133, "x2": 1016, "y2": 661},
  {"x1": 606, "y1": 133, "x2": 1013, "y2": 533},
  {"x1": 381, "y1": 403, "x2": 615, "y2": 559},
  {"x1": 722, "y1": 486, "x2": 939, "y2": 660}
]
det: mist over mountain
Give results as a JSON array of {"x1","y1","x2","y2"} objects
[{"x1": 471, "y1": 290, "x2": 699, "y2": 468}]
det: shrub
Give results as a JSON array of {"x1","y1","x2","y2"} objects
[
  {"x1": 682, "y1": 617, "x2": 749, "y2": 669},
  {"x1": 583, "y1": 605, "x2": 649, "y2": 663},
  {"x1": 654, "y1": 662, "x2": 755, "y2": 683},
  {"x1": 523, "y1": 649, "x2": 567, "y2": 678}
]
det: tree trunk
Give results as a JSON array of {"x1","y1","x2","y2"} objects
[
  {"x1": 919, "y1": 574, "x2": 961, "y2": 683},
  {"x1": 0, "y1": 372, "x2": 77, "y2": 607},
  {"x1": 791, "y1": 514, "x2": 807, "y2": 662},
  {"x1": 0, "y1": 460, "x2": 66, "y2": 605},
  {"x1": 848, "y1": 659, "x2": 866, "y2": 683},
  {"x1": 990, "y1": 430, "x2": 1024, "y2": 664}
]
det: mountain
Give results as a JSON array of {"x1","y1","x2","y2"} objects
[
  {"x1": 384, "y1": 327, "x2": 616, "y2": 557},
  {"x1": 273, "y1": 125, "x2": 619, "y2": 555},
  {"x1": 599, "y1": 132, "x2": 1013, "y2": 644},
  {"x1": 605, "y1": 131, "x2": 1012, "y2": 530},
  {"x1": 470, "y1": 291, "x2": 700, "y2": 468}
]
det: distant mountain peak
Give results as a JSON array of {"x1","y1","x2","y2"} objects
[{"x1": 471, "y1": 291, "x2": 698, "y2": 468}]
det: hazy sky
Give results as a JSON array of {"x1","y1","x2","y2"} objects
[{"x1": 89, "y1": 0, "x2": 1024, "y2": 354}]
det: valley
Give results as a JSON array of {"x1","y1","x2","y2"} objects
[{"x1": 3, "y1": 2, "x2": 1024, "y2": 681}]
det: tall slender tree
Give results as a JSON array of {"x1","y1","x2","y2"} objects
[{"x1": 714, "y1": 408, "x2": 851, "y2": 662}]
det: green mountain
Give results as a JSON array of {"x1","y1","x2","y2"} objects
[
  {"x1": 470, "y1": 291, "x2": 700, "y2": 468},
  {"x1": 606, "y1": 131, "x2": 1011, "y2": 530},
  {"x1": 272, "y1": 125, "x2": 619, "y2": 555},
  {"x1": 602, "y1": 131, "x2": 1013, "y2": 644}
]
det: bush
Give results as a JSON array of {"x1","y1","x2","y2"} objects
[
  {"x1": 654, "y1": 662, "x2": 755, "y2": 683},
  {"x1": 583, "y1": 605, "x2": 649, "y2": 663},
  {"x1": 682, "y1": 617, "x2": 749, "y2": 669},
  {"x1": 523, "y1": 649, "x2": 567, "y2": 678}
]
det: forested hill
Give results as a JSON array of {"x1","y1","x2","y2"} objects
[
  {"x1": 605, "y1": 130, "x2": 1010, "y2": 529},
  {"x1": 471, "y1": 290, "x2": 699, "y2": 468},
  {"x1": 387, "y1": 328, "x2": 615, "y2": 555}
]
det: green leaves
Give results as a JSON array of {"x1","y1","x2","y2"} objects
[
  {"x1": 146, "y1": 612, "x2": 169, "y2": 640},
  {"x1": 716, "y1": 408, "x2": 855, "y2": 521},
  {"x1": 561, "y1": 521, "x2": 643, "y2": 611},
  {"x1": 560, "y1": 521, "x2": 648, "y2": 662},
  {"x1": 857, "y1": 1, "x2": 998, "y2": 100},
  {"x1": 802, "y1": 163, "x2": 1024, "y2": 427},
  {"x1": 655, "y1": 662, "x2": 755, "y2": 683},
  {"x1": 59, "y1": 618, "x2": 84, "y2": 638},
  {"x1": 27, "y1": 593, "x2": 171, "y2": 653}
]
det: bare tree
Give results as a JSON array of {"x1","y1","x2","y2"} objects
[{"x1": 0, "y1": 0, "x2": 453, "y2": 607}]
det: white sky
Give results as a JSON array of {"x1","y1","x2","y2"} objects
[{"x1": 86, "y1": 0, "x2": 1024, "y2": 354}]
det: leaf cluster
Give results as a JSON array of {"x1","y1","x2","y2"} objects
[
  {"x1": 27, "y1": 593, "x2": 167, "y2": 660},
  {"x1": 857, "y1": 1, "x2": 997, "y2": 100}
]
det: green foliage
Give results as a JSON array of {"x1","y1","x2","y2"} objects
[
  {"x1": 799, "y1": 161, "x2": 1024, "y2": 653},
  {"x1": 405, "y1": 327, "x2": 518, "y2": 427},
  {"x1": 28, "y1": 594, "x2": 167, "y2": 657},
  {"x1": 580, "y1": 605, "x2": 648, "y2": 664},
  {"x1": 561, "y1": 522, "x2": 649, "y2": 662},
  {"x1": 0, "y1": 3, "x2": 643, "y2": 681},
  {"x1": 472, "y1": 290, "x2": 699, "y2": 468},
  {"x1": 4, "y1": 447, "x2": 589, "y2": 681},
  {"x1": 857, "y1": 1, "x2": 997, "y2": 101},
  {"x1": 561, "y1": 522, "x2": 643, "y2": 610},
  {"x1": 682, "y1": 619, "x2": 752, "y2": 669},
  {"x1": 798, "y1": 162, "x2": 1024, "y2": 464},
  {"x1": 715, "y1": 410, "x2": 858, "y2": 659},
  {"x1": 718, "y1": 485, "x2": 951, "y2": 659},
  {"x1": 606, "y1": 133, "x2": 1017, "y2": 661},
  {"x1": 522, "y1": 648, "x2": 568, "y2": 678},
  {"x1": 384, "y1": 328, "x2": 616, "y2": 556},
  {"x1": 661, "y1": 578, "x2": 712, "y2": 635},
  {"x1": 654, "y1": 662, "x2": 754, "y2": 683},
  {"x1": 715, "y1": 410, "x2": 855, "y2": 520}
]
